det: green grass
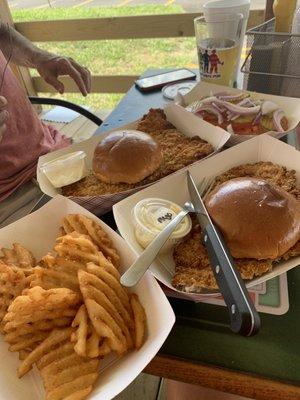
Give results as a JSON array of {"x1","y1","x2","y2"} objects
[
  {"x1": 12, "y1": 6, "x2": 198, "y2": 110},
  {"x1": 12, "y1": 5, "x2": 184, "y2": 20}
]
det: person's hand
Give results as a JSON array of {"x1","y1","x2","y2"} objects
[
  {"x1": 36, "y1": 54, "x2": 91, "y2": 96},
  {"x1": 0, "y1": 96, "x2": 8, "y2": 142}
]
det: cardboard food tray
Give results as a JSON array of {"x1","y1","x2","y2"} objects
[
  {"x1": 0, "y1": 195, "x2": 175, "y2": 400},
  {"x1": 37, "y1": 106, "x2": 230, "y2": 215},
  {"x1": 113, "y1": 135, "x2": 300, "y2": 296},
  {"x1": 176, "y1": 81, "x2": 300, "y2": 146}
]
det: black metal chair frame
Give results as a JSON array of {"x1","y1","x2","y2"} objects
[{"x1": 29, "y1": 96, "x2": 103, "y2": 127}]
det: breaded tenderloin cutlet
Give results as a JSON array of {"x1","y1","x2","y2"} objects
[
  {"x1": 172, "y1": 217, "x2": 273, "y2": 292},
  {"x1": 62, "y1": 109, "x2": 214, "y2": 197},
  {"x1": 213, "y1": 161, "x2": 299, "y2": 196},
  {"x1": 137, "y1": 108, "x2": 174, "y2": 133},
  {"x1": 172, "y1": 162, "x2": 300, "y2": 292}
]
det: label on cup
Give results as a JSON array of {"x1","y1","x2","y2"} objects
[{"x1": 197, "y1": 37, "x2": 238, "y2": 86}]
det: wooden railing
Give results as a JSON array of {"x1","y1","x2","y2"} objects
[
  {"x1": 15, "y1": 10, "x2": 265, "y2": 42},
  {"x1": 1, "y1": 1, "x2": 266, "y2": 96}
]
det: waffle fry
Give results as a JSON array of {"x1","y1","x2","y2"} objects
[
  {"x1": 83, "y1": 265, "x2": 132, "y2": 327},
  {"x1": 79, "y1": 265, "x2": 134, "y2": 349},
  {"x1": 86, "y1": 263, "x2": 130, "y2": 310},
  {"x1": 71, "y1": 305, "x2": 88, "y2": 357},
  {"x1": 43, "y1": 254, "x2": 84, "y2": 274},
  {"x1": 71, "y1": 305, "x2": 112, "y2": 358},
  {"x1": 55, "y1": 232, "x2": 101, "y2": 264},
  {"x1": 8, "y1": 331, "x2": 50, "y2": 352},
  {"x1": 5, "y1": 318, "x2": 73, "y2": 342},
  {"x1": 0, "y1": 243, "x2": 35, "y2": 269},
  {"x1": 18, "y1": 328, "x2": 72, "y2": 377},
  {"x1": 11, "y1": 266, "x2": 36, "y2": 278},
  {"x1": 0, "y1": 263, "x2": 29, "y2": 324},
  {"x1": 0, "y1": 213, "x2": 148, "y2": 400},
  {"x1": 31, "y1": 254, "x2": 89, "y2": 292},
  {"x1": 42, "y1": 360, "x2": 99, "y2": 399},
  {"x1": 86, "y1": 328, "x2": 111, "y2": 358},
  {"x1": 77, "y1": 259, "x2": 147, "y2": 356},
  {"x1": 18, "y1": 349, "x2": 31, "y2": 361},
  {"x1": 30, "y1": 265, "x2": 80, "y2": 292},
  {"x1": 19, "y1": 329, "x2": 99, "y2": 399},
  {"x1": 61, "y1": 214, "x2": 120, "y2": 267},
  {"x1": 94, "y1": 251, "x2": 120, "y2": 280},
  {"x1": 85, "y1": 298, "x2": 127, "y2": 355},
  {"x1": 97, "y1": 337, "x2": 111, "y2": 357},
  {"x1": 130, "y1": 294, "x2": 147, "y2": 350},
  {"x1": 31, "y1": 232, "x2": 104, "y2": 292},
  {"x1": 4, "y1": 287, "x2": 80, "y2": 357},
  {"x1": 33, "y1": 232, "x2": 115, "y2": 292},
  {"x1": 37, "y1": 341, "x2": 74, "y2": 371}
]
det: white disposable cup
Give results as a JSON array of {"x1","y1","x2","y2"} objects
[{"x1": 203, "y1": 0, "x2": 250, "y2": 83}]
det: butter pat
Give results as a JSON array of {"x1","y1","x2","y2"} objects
[
  {"x1": 133, "y1": 198, "x2": 192, "y2": 252},
  {"x1": 40, "y1": 151, "x2": 87, "y2": 188}
]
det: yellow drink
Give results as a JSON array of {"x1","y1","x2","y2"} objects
[
  {"x1": 198, "y1": 38, "x2": 239, "y2": 86},
  {"x1": 273, "y1": 0, "x2": 297, "y2": 33}
]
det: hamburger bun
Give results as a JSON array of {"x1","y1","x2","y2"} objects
[
  {"x1": 205, "y1": 177, "x2": 300, "y2": 260},
  {"x1": 93, "y1": 130, "x2": 163, "y2": 184}
]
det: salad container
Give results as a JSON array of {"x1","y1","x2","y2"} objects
[{"x1": 175, "y1": 81, "x2": 300, "y2": 146}]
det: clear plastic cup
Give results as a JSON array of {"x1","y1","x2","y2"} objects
[
  {"x1": 39, "y1": 151, "x2": 87, "y2": 188},
  {"x1": 194, "y1": 13, "x2": 243, "y2": 87},
  {"x1": 133, "y1": 198, "x2": 192, "y2": 253}
]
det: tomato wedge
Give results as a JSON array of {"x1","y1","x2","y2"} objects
[{"x1": 231, "y1": 121, "x2": 268, "y2": 135}]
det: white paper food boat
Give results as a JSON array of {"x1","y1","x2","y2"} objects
[
  {"x1": 176, "y1": 81, "x2": 300, "y2": 146},
  {"x1": 37, "y1": 106, "x2": 230, "y2": 215},
  {"x1": 113, "y1": 135, "x2": 300, "y2": 297},
  {"x1": 0, "y1": 196, "x2": 175, "y2": 400}
]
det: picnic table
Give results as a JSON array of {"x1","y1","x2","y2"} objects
[{"x1": 97, "y1": 69, "x2": 300, "y2": 400}]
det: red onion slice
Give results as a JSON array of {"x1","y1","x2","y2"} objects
[
  {"x1": 261, "y1": 101, "x2": 280, "y2": 116},
  {"x1": 273, "y1": 109, "x2": 285, "y2": 132},
  {"x1": 237, "y1": 98, "x2": 257, "y2": 108},
  {"x1": 185, "y1": 100, "x2": 203, "y2": 113},
  {"x1": 252, "y1": 111, "x2": 262, "y2": 125},
  {"x1": 186, "y1": 96, "x2": 218, "y2": 113},
  {"x1": 227, "y1": 111, "x2": 244, "y2": 121},
  {"x1": 231, "y1": 114, "x2": 241, "y2": 121},
  {"x1": 217, "y1": 92, "x2": 249, "y2": 102},
  {"x1": 213, "y1": 99, "x2": 261, "y2": 115},
  {"x1": 214, "y1": 91, "x2": 231, "y2": 98},
  {"x1": 212, "y1": 102, "x2": 224, "y2": 113}
]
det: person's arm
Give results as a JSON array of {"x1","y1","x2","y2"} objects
[
  {"x1": 0, "y1": 23, "x2": 91, "y2": 96},
  {"x1": 0, "y1": 22, "x2": 44, "y2": 68}
]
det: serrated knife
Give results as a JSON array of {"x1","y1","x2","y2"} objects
[{"x1": 187, "y1": 171, "x2": 261, "y2": 336}]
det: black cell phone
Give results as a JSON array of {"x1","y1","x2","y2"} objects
[{"x1": 135, "y1": 69, "x2": 196, "y2": 92}]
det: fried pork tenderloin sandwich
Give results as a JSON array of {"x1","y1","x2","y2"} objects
[
  {"x1": 205, "y1": 177, "x2": 300, "y2": 260},
  {"x1": 93, "y1": 130, "x2": 163, "y2": 184}
]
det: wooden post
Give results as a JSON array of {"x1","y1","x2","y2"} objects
[
  {"x1": 0, "y1": 0, "x2": 38, "y2": 96},
  {"x1": 265, "y1": 0, "x2": 275, "y2": 21}
]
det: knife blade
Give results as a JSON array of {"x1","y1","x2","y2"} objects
[{"x1": 187, "y1": 171, "x2": 261, "y2": 336}]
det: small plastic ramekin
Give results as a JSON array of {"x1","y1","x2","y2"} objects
[
  {"x1": 40, "y1": 151, "x2": 87, "y2": 188},
  {"x1": 133, "y1": 198, "x2": 192, "y2": 253}
]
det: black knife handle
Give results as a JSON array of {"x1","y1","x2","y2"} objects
[{"x1": 203, "y1": 224, "x2": 261, "y2": 336}]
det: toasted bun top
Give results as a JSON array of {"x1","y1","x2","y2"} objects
[
  {"x1": 93, "y1": 130, "x2": 163, "y2": 184},
  {"x1": 205, "y1": 177, "x2": 300, "y2": 260}
]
